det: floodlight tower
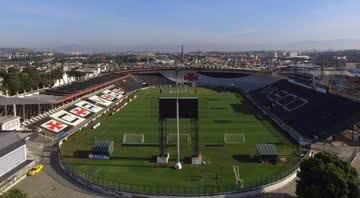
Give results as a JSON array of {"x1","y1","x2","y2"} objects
[{"x1": 174, "y1": 61, "x2": 182, "y2": 170}]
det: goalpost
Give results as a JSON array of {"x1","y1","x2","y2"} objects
[
  {"x1": 122, "y1": 134, "x2": 144, "y2": 144},
  {"x1": 167, "y1": 133, "x2": 191, "y2": 144},
  {"x1": 224, "y1": 134, "x2": 246, "y2": 144},
  {"x1": 233, "y1": 166, "x2": 244, "y2": 188}
]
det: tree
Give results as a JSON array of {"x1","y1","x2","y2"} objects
[
  {"x1": 3, "y1": 72, "x2": 21, "y2": 95},
  {"x1": 296, "y1": 152, "x2": 360, "y2": 198},
  {"x1": 66, "y1": 69, "x2": 85, "y2": 78},
  {"x1": 39, "y1": 73, "x2": 53, "y2": 88},
  {"x1": 0, "y1": 188, "x2": 27, "y2": 198},
  {"x1": 49, "y1": 67, "x2": 64, "y2": 80}
]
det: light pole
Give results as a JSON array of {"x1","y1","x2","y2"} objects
[{"x1": 175, "y1": 67, "x2": 182, "y2": 170}]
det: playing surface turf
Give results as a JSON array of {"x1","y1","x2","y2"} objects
[{"x1": 60, "y1": 86, "x2": 299, "y2": 189}]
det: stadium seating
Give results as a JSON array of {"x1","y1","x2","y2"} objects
[
  {"x1": 198, "y1": 71, "x2": 251, "y2": 78},
  {"x1": 250, "y1": 79, "x2": 360, "y2": 140},
  {"x1": 42, "y1": 73, "x2": 126, "y2": 96},
  {"x1": 114, "y1": 76, "x2": 142, "y2": 91},
  {"x1": 132, "y1": 73, "x2": 175, "y2": 86},
  {"x1": 197, "y1": 73, "x2": 280, "y2": 92}
]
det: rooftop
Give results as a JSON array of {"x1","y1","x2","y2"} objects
[
  {"x1": 0, "y1": 132, "x2": 25, "y2": 158},
  {"x1": 90, "y1": 140, "x2": 113, "y2": 154},
  {"x1": 0, "y1": 116, "x2": 20, "y2": 124},
  {"x1": 0, "y1": 94, "x2": 62, "y2": 105},
  {"x1": 256, "y1": 144, "x2": 278, "y2": 156}
]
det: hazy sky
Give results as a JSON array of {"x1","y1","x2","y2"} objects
[{"x1": 1, "y1": 0, "x2": 360, "y2": 51}]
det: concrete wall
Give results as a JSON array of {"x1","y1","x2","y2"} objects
[
  {"x1": 0, "y1": 160, "x2": 35, "y2": 193},
  {"x1": 0, "y1": 145, "x2": 26, "y2": 177}
]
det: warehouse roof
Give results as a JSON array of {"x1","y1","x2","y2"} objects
[{"x1": 256, "y1": 144, "x2": 278, "y2": 156}]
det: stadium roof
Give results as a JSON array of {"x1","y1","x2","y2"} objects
[
  {"x1": 256, "y1": 144, "x2": 278, "y2": 156},
  {"x1": 0, "y1": 94, "x2": 62, "y2": 105},
  {"x1": 44, "y1": 73, "x2": 130, "y2": 104}
]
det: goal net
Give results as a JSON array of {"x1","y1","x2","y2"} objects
[
  {"x1": 167, "y1": 133, "x2": 191, "y2": 144},
  {"x1": 233, "y1": 166, "x2": 244, "y2": 188},
  {"x1": 123, "y1": 134, "x2": 144, "y2": 144},
  {"x1": 224, "y1": 134, "x2": 245, "y2": 144}
]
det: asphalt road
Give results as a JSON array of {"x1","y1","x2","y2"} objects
[{"x1": 15, "y1": 171, "x2": 102, "y2": 198}]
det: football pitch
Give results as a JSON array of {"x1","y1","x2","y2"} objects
[{"x1": 60, "y1": 86, "x2": 299, "y2": 188}]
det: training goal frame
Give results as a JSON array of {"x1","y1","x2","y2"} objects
[
  {"x1": 224, "y1": 134, "x2": 246, "y2": 144},
  {"x1": 122, "y1": 134, "x2": 145, "y2": 144},
  {"x1": 167, "y1": 133, "x2": 191, "y2": 144}
]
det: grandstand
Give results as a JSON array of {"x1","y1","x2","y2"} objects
[
  {"x1": 197, "y1": 72, "x2": 280, "y2": 92},
  {"x1": 198, "y1": 71, "x2": 251, "y2": 78},
  {"x1": 0, "y1": 73, "x2": 131, "y2": 123},
  {"x1": 132, "y1": 73, "x2": 175, "y2": 86},
  {"x1": 113, "y1": 76, "x2": 142, "y2": 91},
  {"x1": 42, "y1": 73, "x2": 128, "y2": 102},
  {"x1": 250, "y1": 79, "x2": 360, "y2": 140}
]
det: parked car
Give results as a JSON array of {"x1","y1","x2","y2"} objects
[{"x1": 27, "y1": 164, "x2": 44, "y2": 176}]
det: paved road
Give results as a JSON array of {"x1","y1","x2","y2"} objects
[
  {"x1": 15, "y1": 137, "x2": 106, "y2": 198},
  {"x1": 258, "y1": 179, "x2": 297, "y2": 198},
  {"x1": 15, "y1": 171, "x2": 102, "y2": 198}
]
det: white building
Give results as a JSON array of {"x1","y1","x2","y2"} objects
[
  {"x1": 0, "y1": 132, "x2": 34, "y2": 192},
  {"x1": 0, "y1": 116, "x2": 21, "y2": 131},
  {"x1": 0, "y1": 133, "x2": 27, "y2": 178},
  {"x1": 289, "y1": 51, "x2": 298, "y2": 57}
]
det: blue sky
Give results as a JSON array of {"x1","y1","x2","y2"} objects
[{"x1": 1, "y1": 0, "x2": 360, "y2": 51}]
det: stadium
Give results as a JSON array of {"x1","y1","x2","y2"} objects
[{"x1": 4, "y1": 67, "x2": 360, "y2": 197}]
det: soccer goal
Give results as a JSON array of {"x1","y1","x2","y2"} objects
[
  {"x1": 224, "y1": 134, "x2": 246, "y2": 144},
  {"x1": 233, "y1": 166, "x2": 244, "y2": 188},
  {"x1": 122, "y1": 134, "x2": 144, "y2": 144},
  {"x1": 167, "y1": 133, "x2": 191, "y2": 144}
]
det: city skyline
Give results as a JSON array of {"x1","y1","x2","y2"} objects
[{"x1": 1, "y1": 0, "x2": 360, "y2": 52}]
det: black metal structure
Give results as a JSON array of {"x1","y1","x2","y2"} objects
[{"x1": 158, "y1": 97, "x2": 200, "y2": 158}]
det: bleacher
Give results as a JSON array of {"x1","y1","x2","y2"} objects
[
  {"x1": 114, "y1": 76, "x2": 142, "y2": 91},
  {"x1": 250, "y1": 79, "x2": 360, "y2": 140},
  {"x1": 197, "y1": 73, "x2": 280, "y2": 92},
  {"x1": 198, "y1": 72, "x2": 251, "y2": 78},
  {"x1": 132, "y1": 73, "x2": 175, "y2": 86},
  {"x1": 42, "y1": 73, "x2": 126, "y2": 97}
]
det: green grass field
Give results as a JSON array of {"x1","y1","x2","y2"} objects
[{"x1": 61, "y1": 86, "x2": 299, "y2": 188}]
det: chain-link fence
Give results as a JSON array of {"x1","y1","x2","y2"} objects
[{"x1": 60, "y1": 158, "x2": 301, "y2": 196}]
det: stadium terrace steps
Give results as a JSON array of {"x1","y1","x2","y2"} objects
[
  {"x1": 131, "y1": 73, "x2": 175, "y2": 86},
  {"x1": 198, "y1": 71, "x2": 251, "y2": 78},
  {"x1": 249, "y1": 79, "x2": 360, "y2": 140},
  {"x1": 196, "y1": 73, "x2": 280, "y2": 92},
  {"x1": 42, "y1": 73, "x2": 126, "y2": 97}
]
